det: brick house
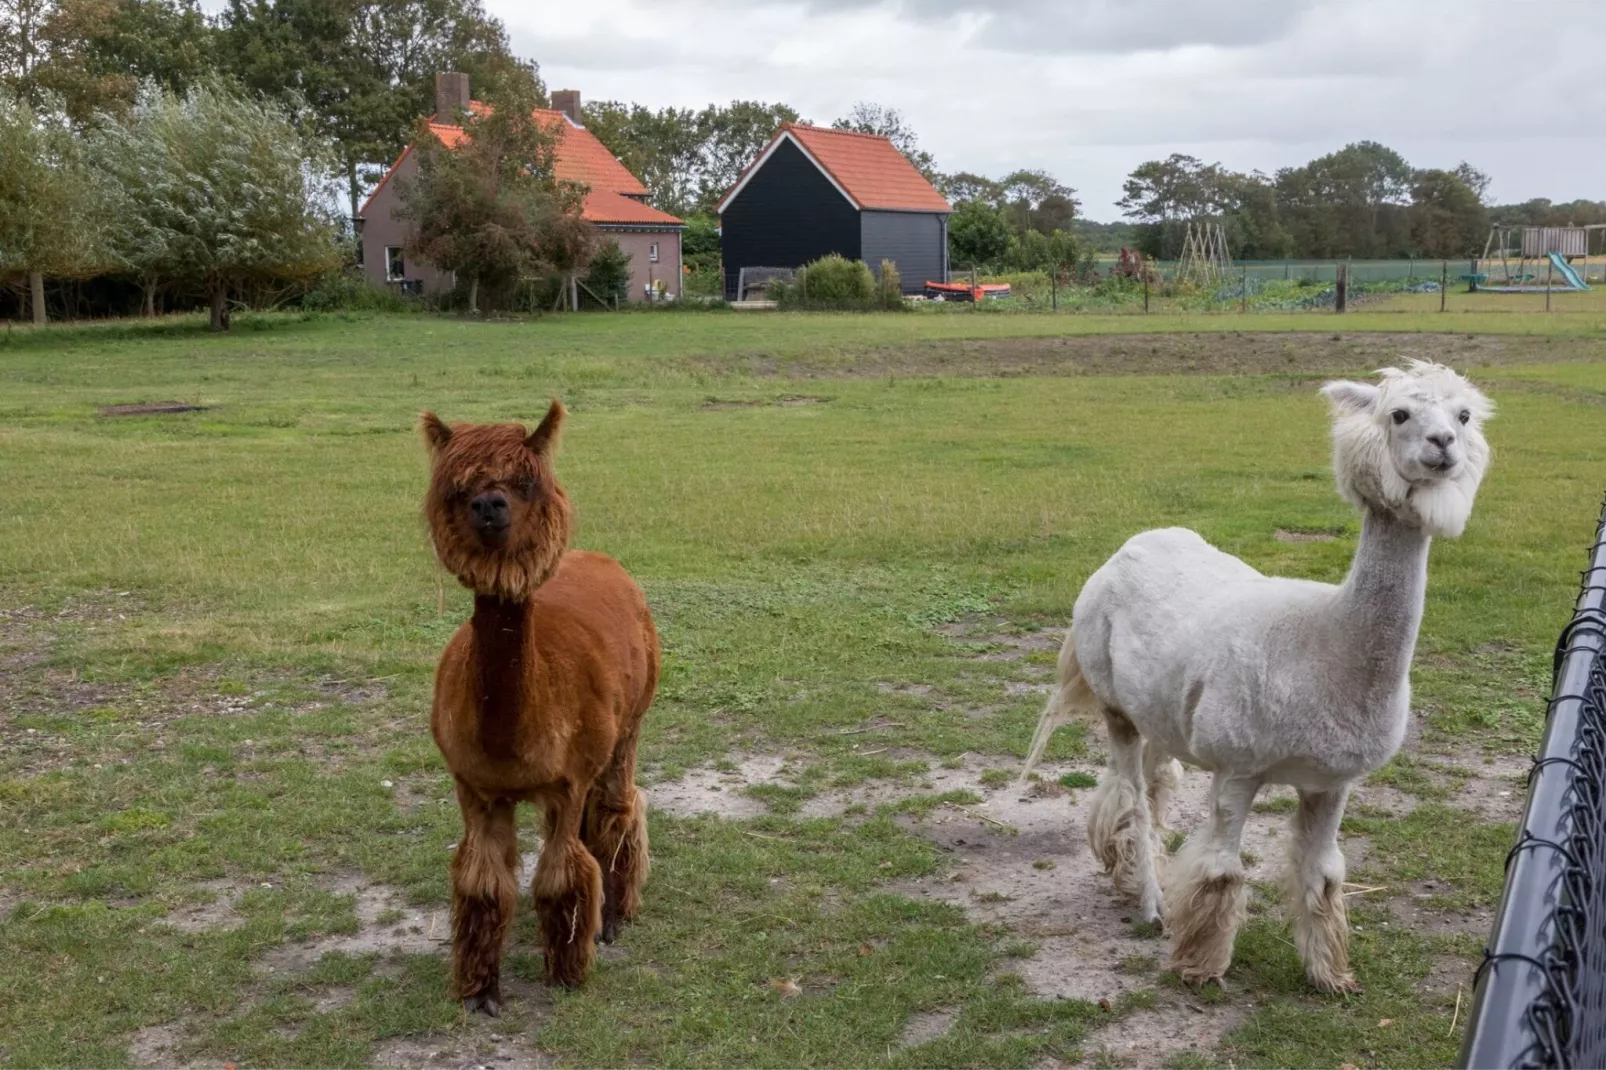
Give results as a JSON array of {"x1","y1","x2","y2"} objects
[{"x1": 359, "y1": 74, "x2": 684, "y2": 301}]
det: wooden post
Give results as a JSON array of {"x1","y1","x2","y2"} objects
[
  {"x1": 1240, "y1": 265, "x2": 1248, "y2": 313},
  {"x1": 970, "y1": 266, "x2": 978, "y2": 310},
  {"x1": 1546, "y1": 254, "x2": 1554, "y2": 312},
  {"x1": 1335, "y1": 263, "x2": 1348, "y2": 314},
  {"x1": 1440, "y1": 260, "x2": 1448, "y2": 312},
  {"x1": 1050, "y1": 269, "x2": 1057, "y2": 311},
  {"x1": 1143, "y1": 267, "x2": 1150, "y2": 314},
  {"x1": 570, "y1": 274, "x2": 579, "y2": 312}
]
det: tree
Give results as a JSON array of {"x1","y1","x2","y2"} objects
[
  {"x1": 581, "y1": 100, "x2": 701, "y2": 215},
  {"x1": 219, "y1": 0, "x2": 541, "y2": 223},
  {"x1": 947, "y1": 198, "x2": 1011, "y2": 268},
  {"x1": 996, "y1": 169, "x2": 1078, "y2": 236},
  {"x1": 397, "y1": 78, "x2": 592, "y2": 313},
  {"x1": 1409, "y1": 169, "x2": 1487, "y2": 258},
  {"x1": 100, "y1": 80, "x2": 341, "y2": 329},
  {"x1": 0, "y1": 90, "x2": 105, "y2": 322},
  {"x1": 1118, "y1": 154, "x2": 1227, "y2": 258},
  {"x1": 0, "y1": 0, "x2": 53, "y2": 100},
  {"x1": 694, "y1": 99, "x2": 798, "y2": 212},
  {"x1": 832, "y1": 101, "x2": 935, "y2": 179}
]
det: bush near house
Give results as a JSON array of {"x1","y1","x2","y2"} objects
[{"x1": 776, "y1": 254, "x2": 906, "y2": 311}]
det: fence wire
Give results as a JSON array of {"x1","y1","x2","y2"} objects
[{"x1": 1461, "y1": 496, "x2": 1606, "y2": 1069}]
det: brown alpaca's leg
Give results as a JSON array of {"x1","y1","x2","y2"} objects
[
  {"x1": 450, "y1": 784, "x2": 519, "y2": 1015},
  {"x1": 533, "y1": 790, "x2": 604, "y2": 986},
  {"x1": 583, "y1": 734, "x2": 650, "y2": 943}
]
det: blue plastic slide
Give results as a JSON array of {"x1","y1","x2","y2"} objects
[{"x1": 1548, "y1": 252, "x2": 1590, "y2": 290}]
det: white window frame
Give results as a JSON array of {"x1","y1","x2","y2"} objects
[
  {"x1": 386, "y1": 246, "x2": 406, "y2": 282},
  {"x1": 649, "y1": 242, "x2": 660, "y2": 263}
]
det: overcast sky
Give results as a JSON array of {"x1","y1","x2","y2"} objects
[{"x1": 500, "y1": 0, "x2": 1606, "y2": 219}]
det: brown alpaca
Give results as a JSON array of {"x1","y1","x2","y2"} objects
[{"x1": 420, "y1": 400, "x2": 658, "y2": 1013}]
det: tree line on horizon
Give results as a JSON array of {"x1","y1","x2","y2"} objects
[{"x1": 4, "y1": 0, "x2": 1602, "y2": 321}]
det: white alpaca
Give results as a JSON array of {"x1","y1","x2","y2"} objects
[{"x1": 1024, "y1": 360, "x2": 1492, "y2": 993}]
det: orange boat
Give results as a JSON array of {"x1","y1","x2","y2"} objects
[{"x1": 923, "y1": 281, "x2": 1011, "y2": 302}]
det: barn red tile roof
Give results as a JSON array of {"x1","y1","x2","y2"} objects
[
  {"x1": 361, "y1": 104, "x2": 674, "y2": 226},
  {"x1": 719, "y1": 123, "x2": 951, "y2": 214}
]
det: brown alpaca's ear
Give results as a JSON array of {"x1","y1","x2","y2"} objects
[
  {"x1": 420, "y1": 412, "x2": 452, "y2": 453},
  {"x1": 524, "y1": 399, "x2": 565, "y2": 458}
]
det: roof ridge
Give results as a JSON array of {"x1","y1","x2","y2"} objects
[{"x1": 787, "y1": 122, "x2": 898, "y2": 143}]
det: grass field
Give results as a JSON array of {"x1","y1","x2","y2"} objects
[{"x1": 1, "y1": 309, "x2": 1603, "y2": 1068}]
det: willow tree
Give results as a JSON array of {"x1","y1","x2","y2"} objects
[
  {"x1": 107, "y1": 80, "x2": 340, "y2": 330},
  {"x1": 0, "y1": 92, "x2": 104, "y2": 323}
]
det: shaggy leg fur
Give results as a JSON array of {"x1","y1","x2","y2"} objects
[
  {"x1": 583, "y1": 737, "x2": 651, "y2": 944},
  {"x1": 1089, "y1": 709, "x2": 1164, "y2": 923},
  {"x1": 450, "y1": 786, "x2": 519, "y2": 1015},
  {"x1": 1165, "y1": 773, "x2": 1259, "y2": 987},
  {"x1": 1290, "y1": 787, "x2": 1359, "y2": 994},
  {"x1": 1143, "y1": 745, "x2": 1182, "y2": 832},
  {"x1": 534, "y1": 796, "x2": 604, "y2": 987}
]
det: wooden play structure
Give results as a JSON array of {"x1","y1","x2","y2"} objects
[
  {"x1": 1177, "y1": 220, "x2": 1232, "y2": 286},
  {"x1": 1479, "y1": 225, "x2": 1604, "y2": 292}
]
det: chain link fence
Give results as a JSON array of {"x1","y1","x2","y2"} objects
[
  {"x1": 693, "y1": 259, "x2": 1606, "y2": 314},
  {"x1": 1460, "y1": 496, "x2": 1606, "y2": 1069}
]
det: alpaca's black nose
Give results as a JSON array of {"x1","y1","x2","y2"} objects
[
  {"x1": 1427, "y1": 431, "x2": 1455, "y2": 449},
  {"x1": 470, "y1": 493, "x2": 510, "y2": 529}
]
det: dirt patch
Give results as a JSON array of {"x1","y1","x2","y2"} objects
[
  {"x1": 159, "y1": 878, "x2": 251, "y2": 933},
  {"x1": 257, "y1": 875, "x2": 449, "y2": 975},
  {"x1": 701, "y1": 394, "x2": 830, "y2": 410},
  {"x1": 372, "y1": 1034, "x2": 554, "y2": 1069},
  {"x1": 125, "y1": 1022, "x2": 196, "y2": 1069},
  {"x1": 99, "y1": 402, "x2": 208, "y2": 417},
  {"x1": 696, "y1": 332, "x2": 1603, "y2": 381},
  {"x1": 897, "y1": 1006, "x2": 959, "y2": 1049},
  {"x1": 1081, "y1": 1003, "x2": 1249, "y2": 1068},
  {"x1": 1274, "y1": 528, "x2": 1340, "y2": 543},
  {"x1": 1389, "y1": 880, "x2": 1496, "y2": 938}
]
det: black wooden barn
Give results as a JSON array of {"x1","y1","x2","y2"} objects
[{"x1": 716, "y1": 124, "x2": 953, "y2": 299}]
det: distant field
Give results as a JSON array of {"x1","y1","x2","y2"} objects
[{"x1": 1, "y1": 311, "x2": 1603, "y2": 1068}]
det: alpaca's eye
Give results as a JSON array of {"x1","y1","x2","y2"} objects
[
  {"x1": 1390, "y1": 410, "x2": 1409, "y2": 425},
  {"x1": 1457, "y1": 410, "x2": 1470, "y2": 425},
  {"x1": 516, "y1": 477, "x2": 537, "y2": 499}
]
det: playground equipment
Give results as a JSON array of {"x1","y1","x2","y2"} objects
[
  {"x1": 1479, "y1": 225, "x2": 1603, "y2": 292},
  {"x1": 1177, "y1": 220, "x2": 1231, "y2": 286}
]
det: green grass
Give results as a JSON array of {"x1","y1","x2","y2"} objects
[{"x1": 1, "y1": 309, "x2": 1601, "y2": 1068}]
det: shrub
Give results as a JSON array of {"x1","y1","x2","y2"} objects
[
  {"x1": 583, "y1": 241, "x2": 632, "y2": 306},
  {"x1": 299, "y1": 269, "x2": 409, "y2": 312},
  {"x1": 877, "y1": 259, "x2": 904, "y2": 309},
  {"x1": 776, "y1": 254, "x2": 876, "y2": 310}
]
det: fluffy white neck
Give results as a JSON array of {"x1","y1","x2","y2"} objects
[{"x1": 1331, "y1": 507, "x2": 1432, "y2": 698}]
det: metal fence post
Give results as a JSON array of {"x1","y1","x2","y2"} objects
[
  {"x1": 1440, "y1": 260, "x2": 1448, "y2": 313},
  {"x1": 1143, "y1": 269, "x2": 1149, "y2": 314},
  {"x1": 1546, "y1": 255, "x2": 1554, "y2": 312},
  {"x1": 1240, "y1": 266, "x2": 1248, "y2": 313},
  {"x1": 1335, "y1": 263, "x2": 1348, "y2": 313}
]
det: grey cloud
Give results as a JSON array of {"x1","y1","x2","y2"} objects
[{"x1": 793, "y1": 0, "x2": 1320, "y2": 54}]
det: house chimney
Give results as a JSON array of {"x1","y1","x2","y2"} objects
[
  {"x1": 435, "y1": 72, "x2": 470, "y2": 121},
  {"x1": 552, "y1": 89, "x2": 581, "y2": 124}
]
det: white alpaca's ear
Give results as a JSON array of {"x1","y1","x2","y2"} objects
[{"x1": 1321, "y1": 381, "x2": 1379, "y2": 415}]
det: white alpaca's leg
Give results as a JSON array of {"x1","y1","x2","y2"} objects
[
  {"x1": 1143, "y1": 744, "x2": 1182, "y2": 832},
  {"x1": 1087, "y1": 709, "x2": 1163, "y2": 924},
  {"x1": 1164, "y1": 772, "x2": 1259, "y2": 987},
  {"x1": 1290, "y1": 786, "x2": 1359, "y2": 993}
]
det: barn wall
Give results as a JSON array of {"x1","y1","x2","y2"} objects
[
  {"x1": 861, "y1": 211, "x2": 947, "y2": 293},
  {"x1": 719, "y1": 138, "x2": 861, "y2": 299}
]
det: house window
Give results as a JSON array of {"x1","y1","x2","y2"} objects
[
  {"x1": 649, "y1": 242, "x2": 659, "y2": 263},
  {"x1": 386, "y1": 247, "x2": 405, "y2": 281}
]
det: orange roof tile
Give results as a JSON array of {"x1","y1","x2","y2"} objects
[
  {"x1": 582, "y1": 188, "x2": 683, "y2": 226},
  {"x1": 719, "y1": 124, "x2": 951, "y2": 215},
  {"x1": 360, "y1": 105, "x2": 673, "y2": 226}
]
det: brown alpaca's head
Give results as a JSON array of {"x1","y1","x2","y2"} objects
[{"x1": 420, "y1": 400, "x2": 573, "y2": 600}]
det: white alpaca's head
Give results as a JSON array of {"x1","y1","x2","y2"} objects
[{"x1": 1320, "y1": 361, "x2": 1493, "y2": 537}]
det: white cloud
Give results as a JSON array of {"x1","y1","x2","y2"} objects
[{"x1": 506, "y1": 0, "x2": 1606, "y2": 214}]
